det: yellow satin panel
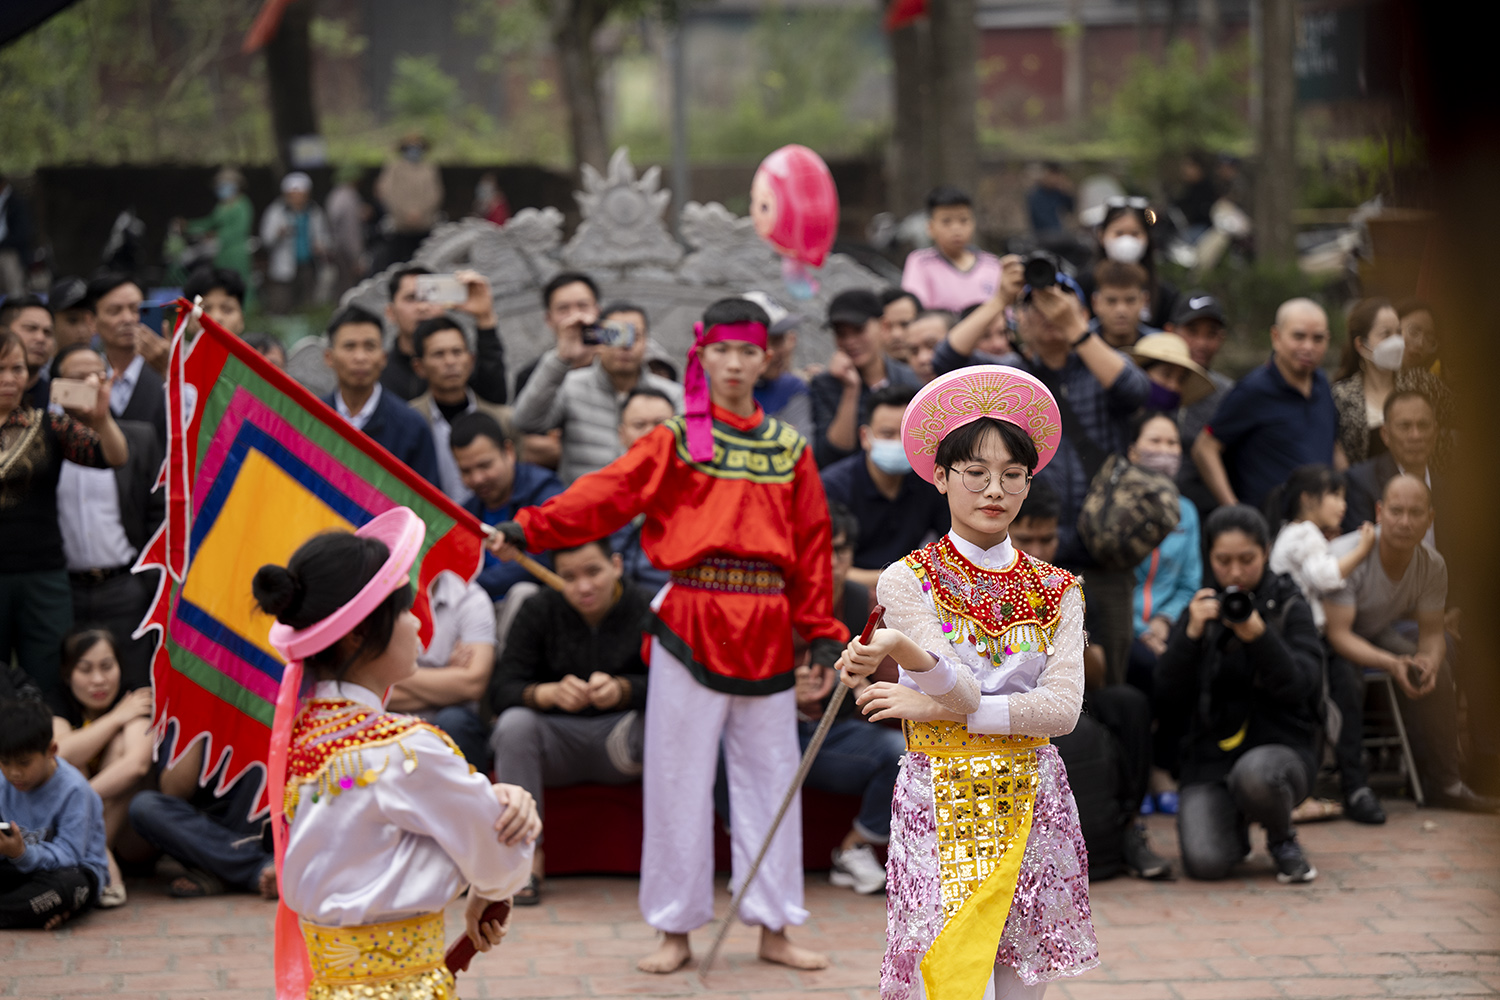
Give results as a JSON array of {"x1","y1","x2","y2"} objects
[
  {"x1": 907, "y1": 721, "x2": 1044, "y2": 1000},
  {"x1": 302, "y1": 912, "x2": 456, "y2": 1000}
]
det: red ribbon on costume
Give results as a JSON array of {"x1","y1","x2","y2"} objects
[{"x1": 683, "y1": 321, "x2": 769, "y2": 463}]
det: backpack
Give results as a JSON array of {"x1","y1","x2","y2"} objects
[{"x1": 1076, "y1": 453, "x2": 1181, "y2": 571}]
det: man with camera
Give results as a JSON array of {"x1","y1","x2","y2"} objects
[
  {"x1": 1324, "y1": 475, "x2": 1496, "y2": 816},
  {"x1": 1155, "y1": 506, "x2": 1324, "y2": 883},
  {"x1": 512, "y1": 299, "x2": 682, "y2": 484},
  {"x1": 934, "y1": 250, "x2": 1151, "y2": 685}
]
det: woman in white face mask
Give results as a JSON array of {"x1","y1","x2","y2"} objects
[
  {"x1": 1086, "y1": 201, "x2": 1179, "y2": 329},
  {"x1": 1330, "y1": 297, "x2": 1453, "y2": 469}
]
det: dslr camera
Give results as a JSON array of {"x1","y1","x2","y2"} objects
[
  {"x1": 1217, "y1": 586, "x2": 1255, "y2": 625},
  {"x1": 1022, "y1": 251, "x2": 1065, "y2": 295}
]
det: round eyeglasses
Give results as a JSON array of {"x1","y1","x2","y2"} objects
[{"x1": 953, "y1": 466, "x2": 1031, "y2": 495}]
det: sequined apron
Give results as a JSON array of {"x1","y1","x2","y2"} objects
[
  {"x1": 302, "y1": 912, "x2": 455, "y2": 1000},
  {"x1": 905, "y1": 720, "x2": 1047, "y2": 1000}
]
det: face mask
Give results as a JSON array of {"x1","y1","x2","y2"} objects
[
  {"x1": 402, "y1": 145, "x2": 424, "y2": 162},
  {"x1": 1135, "y1": 448, "x2": 1181, "y2": 479},
  {"x1": 869, "y1": 439, "x2": 912, "y2": 475},
  {"x1": 1104, "y1": 234, "x2": 1147, "y2": 264},
  {"x1": 1370, "y1": 335, "x2": 1405, "y2": 372},
  {"x1": 215, "y1": 182, "x2": 238, "y2": 200},
  {"x1": 1145, "y1": 381, "x2": 1181, "y2": 411}
]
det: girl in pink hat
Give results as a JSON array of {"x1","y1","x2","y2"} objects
[
  {"x1": 837, "y1": 366, "x2": 1099, "y2": 1000},
  {"x1": 255, "y1": 508, "x2": 540, "y2": 1000}
]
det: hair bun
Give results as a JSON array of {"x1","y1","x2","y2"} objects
[{"x1": 252, "y1": 564, "x2": 307, "y2": 622}]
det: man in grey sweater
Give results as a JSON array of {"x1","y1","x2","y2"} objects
[{"x1": 513, "y1": 299, "x2": 683, "y2": 483}]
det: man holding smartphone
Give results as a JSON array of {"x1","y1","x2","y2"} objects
[
  {"x1": 512, "y1": 285, "x2": 682, "y2": 485},
  {"x1": 380, "y1": 266, "x2": 508, "y2": 405}
]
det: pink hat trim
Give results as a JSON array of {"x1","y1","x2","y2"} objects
[{"x1": 900, "y1": 365, "x2": 1063, "y2": 483}]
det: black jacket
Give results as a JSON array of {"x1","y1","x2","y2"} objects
[
  {"x1": 116, "y1": 420, "x2": 165, "y2": 555},
  {"x1": 486, "y1": 583, "x2": 652, "y2": 715},
  {"x1": 1154, "y1": 570, "x2": 1323, "y2": 786},
  {"x1": 120, "y1": 363, "x2": 167, "y2": 445}
]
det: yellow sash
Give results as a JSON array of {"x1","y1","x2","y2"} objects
[
  {"x1": 905, "y1": 721, "x2": 1046, "y2": 1000},
  {"x1": 301, "y1": 912, "x2": 455, "y2": 1000}
]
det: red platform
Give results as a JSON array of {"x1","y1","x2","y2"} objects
[{"x1": 541, "y1": 783, "x2": 863, "y2": 875}]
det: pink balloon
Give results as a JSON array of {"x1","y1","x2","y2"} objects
[{"x1": 750, "y1": 145, "x2": 839, "y2": 269}]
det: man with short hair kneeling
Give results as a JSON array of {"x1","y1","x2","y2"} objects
[{"x1": 486, "y1": 539, "x2": 651, "y2": 905}]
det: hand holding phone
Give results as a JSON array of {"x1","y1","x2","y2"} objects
[
  {"x1": 51, "y1": 378, "x2": 99, "y2": 413},
  {"x1": 413, "y1": 274, "x2": 467, "y2": 306}
]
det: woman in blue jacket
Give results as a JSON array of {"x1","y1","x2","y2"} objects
[{"x1": 1129, "y1": 411, "x2": 1202, "y2": 694}]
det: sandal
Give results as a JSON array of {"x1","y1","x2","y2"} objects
[
  {"x1": 168, "y1": 869, "x2": 226, "y2": 899},
  {"x1": 98, "y1": 881, "x2": 128, "y2": 908},
  {"x1": 513, "y1": 874, "x2": 542, "y2": 907}
]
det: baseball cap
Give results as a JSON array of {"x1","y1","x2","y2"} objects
[
  {"x1": 48, "y1": 276, "x2": 90, "y2": 313},
  {"x1": 826, "y1": 289, "x2": 883, "y2": 329},
  {"x1": 1172, "y1": 291, "x2": 1226, "y2": 327}
]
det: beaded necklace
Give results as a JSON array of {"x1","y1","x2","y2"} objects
[
  {"x1": 904, "y1": 535, "x2": 1081, "y2": 668},
  {"x1": 283, "y1": 698, "x2": 467, "y2": 820}
]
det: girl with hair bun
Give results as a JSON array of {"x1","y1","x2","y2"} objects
[{"x1": 256, "y1": 508, "x2": 538, "y2": 1000}]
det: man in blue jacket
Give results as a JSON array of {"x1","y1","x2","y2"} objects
[{"x1": 321, "y1": 306, "x2": 441, "y2": 488}]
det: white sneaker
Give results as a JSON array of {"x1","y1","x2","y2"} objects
[{"x1": 829, "y1": 844, "x2": 887, "y2": 894}]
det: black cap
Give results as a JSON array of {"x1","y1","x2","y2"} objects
[
  {"x1": 48, "y1": 276, "x2": 90, "y2": 314},
  {"x1": 826, "y1": 289, "x2": 883, "y2": 329},
  {"x1": 1172, "y1": 291, "x2": 1226, "y2": 327}
]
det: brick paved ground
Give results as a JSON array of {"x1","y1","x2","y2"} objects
[{"x1": 4, "y1": 802, "x2": 1496, "y2": 1000}]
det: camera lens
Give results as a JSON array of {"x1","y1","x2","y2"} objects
[
  {"x1": 1220, "y1": 587, "x2": 1253, "y2": 624},
  {"x1": 1023, "y1": 255, "x2": 1057, "y2": 291}
]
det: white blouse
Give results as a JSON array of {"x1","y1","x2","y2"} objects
[
  {"x1": 281, "y1": 682, "x2": 533, "y2": 927},
  {"x1": 1269, "y1": 520, "x2": 1341, "y2": 630},
  {"x1": 877, "y1": 532, "x2": 1085, "y2": 738}
]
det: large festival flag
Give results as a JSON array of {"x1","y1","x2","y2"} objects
[{"x1": 135, "y1": 305, "x2": 484, "y2": 815}]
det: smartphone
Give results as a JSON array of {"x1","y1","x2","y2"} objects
[
  {"x1": 50, "y1": 377, "x2": 99, "y2": 412},
  {"x1": 582, "y1": 318, "x2": 638, "y2": 349},
  {"x1": 413, "y1": 274, "x2": 467, "y2": 306}
]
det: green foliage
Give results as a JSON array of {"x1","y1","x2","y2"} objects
[
  {"x1": 1109, "y1": 40, "x2": 1249, "y2": 189},
  {"x1": 0, "y1": 0, "x2": 269, "y2": 171},
  {"x1": 388, "y1": 54, "x2": 462, "y2": 122},
  {"x1": 1303, "y1": 127, "x2": 1427, "y2": 208},
  {"x1": 617, "y1": 3, "x2": 888, "y2": 164},
  {"x1": 310, "y1": 16, "x2": 368, "y2": 59}
]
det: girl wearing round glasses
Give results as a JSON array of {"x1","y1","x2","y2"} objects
[{"x1": 836, "y1": 366, "x2": 1096, "y2": 1000}]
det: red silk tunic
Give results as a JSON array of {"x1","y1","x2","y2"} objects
[{"x1": 515, "y1": 403, "x2": 849, "y2": 694}]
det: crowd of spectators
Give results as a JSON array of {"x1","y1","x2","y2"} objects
[{"x1": 0, "y1": 176, "x2": 1485, "y2": 931}]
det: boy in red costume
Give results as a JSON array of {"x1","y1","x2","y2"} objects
[{"x1": 488, "y1": 297, "x2": 849, "y2": 973}]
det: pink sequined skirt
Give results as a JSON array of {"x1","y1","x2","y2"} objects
[{"x1": 879, "y1": 745, "x2": 1099, "y2": 998}]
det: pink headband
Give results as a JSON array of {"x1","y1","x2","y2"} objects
[
  {"x1": 901, "y1": 365, "x2": 1063, "y2": 483},
  {"x1": 266, "y1": 506, "x2": 425, "y2": 1000},
  {"x1": 683, "y1": 321, "x2": 770, "y2": 463}
]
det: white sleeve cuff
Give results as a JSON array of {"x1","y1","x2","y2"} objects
[
  {"x1": 967, "y1": 696, "x2": 1011, "y2": 734},
  {"x1": 907, "y1": 654, "x2": 956, "y2": 696}
]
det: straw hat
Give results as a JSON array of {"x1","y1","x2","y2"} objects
[{"x1": 1131, "y1": 333, "x2": 1216, "y2": 405}]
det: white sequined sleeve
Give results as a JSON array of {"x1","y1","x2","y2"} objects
[
  {"x1": 967, "y1": 586, "x2": 1085, "y2": 737},
  {"x1": 877, "y1": 561, "x2": 981, "y2": 715}
]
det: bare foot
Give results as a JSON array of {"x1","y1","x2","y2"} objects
[
  {"x1": 258, "y1": 863, "x2": 279, "y2": 900},
  {"x1": 637, "y1": 932, "x2": 692, "y2": 974},
  {"x1": 43, "y1": 911, "x2": 68, "y2": 931},
  {"x1": 758, "y1": 927, "x2": 829, "y2": 970}
]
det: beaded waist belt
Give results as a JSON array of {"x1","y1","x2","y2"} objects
[
  {"x1": 904, "y1": 719, "x2": 1049, "y2": 754},
  {"x1": 302, "y1": 912, "x2": 455, "y2": 999},
  {"x1": 671, "y1": 557, "x2": 785, "y2": 595}
]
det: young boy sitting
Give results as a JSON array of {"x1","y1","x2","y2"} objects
[
  {"x1": 0, "y1": 696, "x2": 110, "y2": 929},
  {"x1": 1090, "y1": 260, "x2": 1158, "y2": 350},
  {"x1": 899, "y1": 185, "x2": 1002, "y2": 313}
]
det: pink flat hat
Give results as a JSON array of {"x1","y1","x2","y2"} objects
[
  {"x1": 901, "y1": 365, "x2": 1063, "y2": 483},
  {"x1": 268, "y1": 507, "x2": 426, "y2": 663}
]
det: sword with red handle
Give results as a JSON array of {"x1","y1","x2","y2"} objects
[
  {"x1": 445, "y1": 900, "x2": 513, "y2": 975},
  {"x1": 697, "y1": 604, "x2": 887, "y2": 982}
]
